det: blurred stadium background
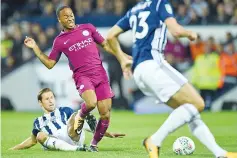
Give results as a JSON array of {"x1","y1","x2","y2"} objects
[{"x1": 1, "y1": 0, "x2": 237, "y2": 113}]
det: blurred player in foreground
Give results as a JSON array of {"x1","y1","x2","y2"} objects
[
  {"x1": 24, "y1": 6, "x2": 131, "y2": 152},
  {"x1": 10, "y1": 88, "x2": 125, "y2": 151},
  {"x1": 107, "y1": 0, "x2": 237, "y2": 158}
]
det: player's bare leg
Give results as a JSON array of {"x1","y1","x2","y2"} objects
[
  {"x1": 68, "y1": 113, "x2": 81, "y2": 142},
  {"x1": 148, "y1": 83, "x2": 229, "y2": 158},
  {"x1": 89, "y1": 98, "x2": 112, "y2": 152},
  {"x1": 36, "y1": 132, "x2": 84, "y2": 151},
  {"x1": 74, "y1": 90, "x2": 97, "y2": 133}
]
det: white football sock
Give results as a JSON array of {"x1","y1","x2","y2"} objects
[
  {"x1": 151, "y1": 104, "x2": 198, "y2": 146},
  {"x1": 43, "y1": 137, "x2": 78, "y2": 151},
  {"x1": 189, "y1": 115, "x2": 227, "y2": 157}
]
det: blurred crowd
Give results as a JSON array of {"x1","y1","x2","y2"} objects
[
  {"x1": 2, "y1": 0, "x2": 237, "y2": 26},
  {"x1": 1, "y1": 22, "x2": 59, "y2": 75},
  {"x1": 1, "y1": 0, "x2": 237, "y2": 110},
  {"x1": 2, "y1": 0, "x2": 130, "y2": 25},
  {"x1": 171, "y1": 0, "x2": 237, "y2": 25},
  {"x1": 164, "y1": 33, "x2": 237, "y2": 110}
]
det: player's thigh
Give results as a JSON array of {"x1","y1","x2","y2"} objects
[
  {"x1": 74, "y1": 75, "x2": 97, "y2": 107},
  {"x1": 97, "y1": 98, "x2": 112, "y2": 119},
  {"x1": 55, "y1": 127, "x2": 76, "y2": 146},
  {"x1": 133, "y1": 61, "x2": 158, "y2": 97},
  {"x1": 167, "y1": 82, "x2": 205, "y2": 112},
  {"x1": 134, "y1": 60, "x2": 187, "y2": 103},
  {"x1": 154, "y1": 61, "x2": 204, "y2": 111}
]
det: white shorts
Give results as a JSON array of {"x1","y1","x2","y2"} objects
[
  {"x1": 52, "y1": 126, "x2": 85, "y2": 147},
  {"x1": 43, "y1": 122, "x2": 90, "y2": 150},
  {"x1": 133, "y1": 59, "x2": 188, "y2": 103}
]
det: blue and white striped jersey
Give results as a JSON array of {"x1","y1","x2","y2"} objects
[
  {"x1": 32, "y1": 107, "x2": 74, "y2": 136},
  {"x1": 116, "y1": 0, "x2": 174, "y2": 70}
]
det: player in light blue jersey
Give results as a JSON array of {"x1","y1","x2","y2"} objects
[
  {"x1": 10, "y1": 88, "x2": 125, "y2": 151},
  {"x1": 107, "y1": 0, "x2": 237, "y2": 158}
]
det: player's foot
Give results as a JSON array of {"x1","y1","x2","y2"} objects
[
  {"x1": 74, "y1": 114, "x2": 84, "y2": 134},
  {"x1": 225, "y1": 152, "x2": 237, "y2": 158},
  {"x1": 88, "y1": 145, "x2": 98, "y2": 152},
  {"x1": 76, "y1": 144, "x2": 87, "y2": 151},
  {"x1": 143, "y1": 137, "x2": 159, "y2": 158},
  {"x1": 85, "y1": 113, "x2": 97, "y2": 133}
]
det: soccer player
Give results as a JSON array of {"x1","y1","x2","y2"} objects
[
  {"x1": 107, "y1": 0, "x2": 237, "y2": 158},
  {"x1": 24, "y1": 6, "x2": 131, "y2": 152},
  {"x1": 10, "y1": 88, "x2": 125, "y2": 151}
]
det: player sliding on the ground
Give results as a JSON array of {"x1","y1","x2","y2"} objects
[
  {"x1": 24, "y1": 6, "x2": 131, "y2": 152},
  {"x1": 107, "y1": 0, "x2": 237, "y2": 158},
  {"x1": 10, "y1": 88, "x2": 125, "y2": 151}
]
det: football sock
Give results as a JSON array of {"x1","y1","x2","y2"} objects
[
  {"x1": 79, "y1": 103, "x2": 93, "y2": 118},
  {"x1": 91, "y1": 119, "x2": 110, "y2": 146},
  {"x1": 43, "y1": 137, "x2": 78, "y2": 151},
  {"x1": 151, "y1": 104, "x2": 198, "y2": 147},
  {"x1": 189, "y1": 115, "x2": 227, "y2": 157}
]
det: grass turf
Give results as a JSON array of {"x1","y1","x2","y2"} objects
[{"x1": 1, "y1": 111, "x2": 237, "y2": 158}]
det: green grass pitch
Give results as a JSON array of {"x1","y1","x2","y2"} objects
[{"x1": 1, "y1": 111, "x2": 237, "y2": 158}]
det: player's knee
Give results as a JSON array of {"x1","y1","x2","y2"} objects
[
  {"x1": 193, "y1": 98, "x2": 205, "y2": 112},
  {"x1": 36, "y1": 132, "x2": 48, "y2": 144},
  {"x1": 85, "y1": 101, "x2": 97, "y2": 109},
  {"x1": 99, "y1": 110, "x2": 111, "y2": 120}
]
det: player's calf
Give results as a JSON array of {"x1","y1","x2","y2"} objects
[
  {"x1": 68, "y1": 113, "x2": 80, "y2": 142},
  {"x1": 73, "y1": 112, "x2": 85, "y2": 135}
]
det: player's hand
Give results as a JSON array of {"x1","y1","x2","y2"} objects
[
  {"x1": 123, "y1": 68, "x2": 132, "y2": 80},
  {"x1": 8, "y1": 147, "x2": 16, "y2": 150},
  {"x1": 188, "y1": 31, "x2": 197, "y2": 41},
  {"x1": 24, "y1": 36, "x2": 37, "y2": 49},
  {"x1": 124, "y1": 53, "x2": 133, "y2": 60},
  {"x1": 105, "y1": 132, "x2": 126, "y2": 138}
]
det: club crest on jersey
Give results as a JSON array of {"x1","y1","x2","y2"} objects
[
  {"x1": 82, "y1": 30, "x2": 89, "y2": 36},
  {"x1": 80, "y1": 85, "x2": 84, "y2": 90},
  {"x1": 165, "y1": 4, "x2": 173, "y2": 14}
]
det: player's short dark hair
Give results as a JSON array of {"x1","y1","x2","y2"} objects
[
  {"x1": 56, "y1": 5, "x2": 71, "y2": 17},
  {"x1": 37, "y1": 88, "x2": 55, "y2": 101}
]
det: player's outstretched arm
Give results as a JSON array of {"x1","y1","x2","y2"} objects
[
  {"x1": 24, "y1": 37, "x2": 57, "y2": 69},
  {"x1": 165, "y1": 17, "x2": 197, "y2": 41},
  {"x1": 107, "y1": 26, "x2": 133, "y2": 79},
  {"x1": 9, "y1": 134, "x2": 37, "y2": 150},
  {"x1": 106, "y1": 25, "x2": 126, "y2": 57},
  {"x1": 100, "y1": 40, "x2": 129, "y2": 63}
]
